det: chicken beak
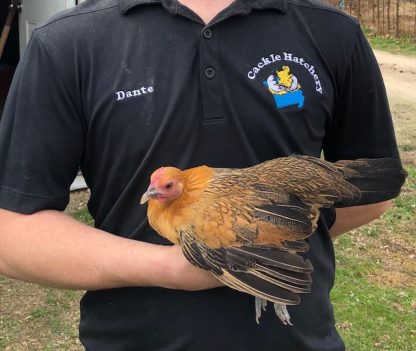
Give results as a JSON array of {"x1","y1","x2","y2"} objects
[{"x1": 140, "y1": 187, "x2": 159, "y2": 204}]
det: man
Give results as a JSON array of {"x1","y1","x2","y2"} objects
[{"x1": 0, "y1": 0, "x2": 400, "y2": 350}]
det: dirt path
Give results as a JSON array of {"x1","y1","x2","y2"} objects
[
  {"x1": 375, "y1": 50, "x2": 416, "y2": 104},
  {"x1": 374, "y1": 50, "x2": 416, "y2": 163}
]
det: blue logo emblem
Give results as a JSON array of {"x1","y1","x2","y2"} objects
[{"x1": 263, "y1": 65, "x2": 305, "y2": 109}]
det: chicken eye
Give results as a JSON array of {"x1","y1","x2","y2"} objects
[{"x1": 165, "y1": 182, "x2": 173, "y2": 190}]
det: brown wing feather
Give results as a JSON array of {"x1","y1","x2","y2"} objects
[{"x1": 180, "y1": 230, "x2": 312, "y2": 306}]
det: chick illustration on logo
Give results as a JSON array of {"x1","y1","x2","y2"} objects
[{"x1": 263, "y1": 65, "x2": 305, "y2": 109}]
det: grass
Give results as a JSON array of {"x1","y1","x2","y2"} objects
[
  {"x1": 0, "y1": 276, "x2": 83, "y2": 351},
  {"x1": 332, "y1": 270, "x2": 415, "y2": 350},
  {"x1": 400, "y1": 144, "x2": 416, "y2": 152},
  {"x1": 72, "y1": 207, "x2": 94, "y2": 226},
  {"x1": 326, "y1": 80, "x2": 416, "y2": 348},
  {"x1": 364, "y1": 28, "x2": 416, "y2": 55},
  {"x1": 332, "y1": 175, "x2": 416, "y2": 350}
]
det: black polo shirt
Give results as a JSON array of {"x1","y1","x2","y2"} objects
[{"x1": 0, "y1": 0, "x2": 399, "y2": 350}]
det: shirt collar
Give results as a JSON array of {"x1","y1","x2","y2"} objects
[
  {"x1": 248, "y1": 0, "x2": 287, "y2": 13},
  {"x1": 119, "y1": 0, "x2": 159, "y2": 14},
  {"x1": 119, "y1": 0, "x2": 287, "y2": 15}
]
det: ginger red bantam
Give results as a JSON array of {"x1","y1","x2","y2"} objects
[{"x1": 140, "y1": 156, "x2": 406, "y2": 325}]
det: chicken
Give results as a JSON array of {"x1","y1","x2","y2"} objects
[{"x1": 140, "y1": 155, "x2": 406, "y2": 325}]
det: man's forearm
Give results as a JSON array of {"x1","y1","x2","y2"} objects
[
  {"x1": 0, "y1": 209, "x2": 220, "y2": 291},
  {"x1": 329, "y1": 200, "x2": 392, "y2": 237},
  {"x1": 0, "y1": 209, "x2": 167, "y2": 289},
  {"x1": 1, "y1": 200, "x2": 391, "y2": 289}
]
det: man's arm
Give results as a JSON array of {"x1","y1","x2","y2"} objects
[
  {"x1": 329, "y1": 200, "x2": 392, "y2": 237},
  {"x1": 0, "y1": 208, "x2": 222, "y2": 291}
]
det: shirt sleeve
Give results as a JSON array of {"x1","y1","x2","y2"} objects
[
  {"x1": 323, "y1": 25, "x2": 400, "y2": 162},
  {"x1": 0, "y1": 30, "x2": 85, "y2": 214}
]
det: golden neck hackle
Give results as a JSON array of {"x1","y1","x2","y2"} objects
[{"x1": 147, "y1": 165, "x2": 214, "y2": 243}]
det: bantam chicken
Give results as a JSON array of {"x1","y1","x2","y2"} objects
[{"x1": 140, "y1": 156, "x2": 406, "y2": 325}]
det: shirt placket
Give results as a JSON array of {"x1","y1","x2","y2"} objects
[{"x1": 199, "y1": 25, "x2": 224, "y2": 123}]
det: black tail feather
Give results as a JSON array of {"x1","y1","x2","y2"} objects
[{"x1": 334, "y1": 157, "x2": 407, "y2": 207}]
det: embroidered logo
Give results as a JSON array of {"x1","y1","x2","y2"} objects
[
  {"x1": 263, "y1": 65, "x2": 305, "y2": 109},
  {"x1": 247, "y1": 51, "x2": 323, "y2": 110}
]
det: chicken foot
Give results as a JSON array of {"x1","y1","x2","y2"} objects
[
  {"x1": 255, "y1": 296, "x2": 268, "y2": 324},
  {"x1": 255, "y1": 297, "x2": 293, "y2": 326}
]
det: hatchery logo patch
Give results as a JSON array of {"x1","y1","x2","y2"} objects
[
  {"x1": 263, "y1": 65, "x2": 305, "y2": 109},
  {"x1": 247, "y1": 51, "x2": 323, "y2": 110}
]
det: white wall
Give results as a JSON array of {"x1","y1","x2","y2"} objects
[{"x1": 19, "y1": 0, "x2": 82, "y2": 56}]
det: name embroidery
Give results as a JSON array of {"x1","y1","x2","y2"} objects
[
  {"x1": 115, "y1": 86, "x2": 154, "y2": 101},
  {"x1": 248, "y1": 52, "x2": 323, "y2": 94}
]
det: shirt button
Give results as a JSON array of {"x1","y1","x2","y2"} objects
[
  {"x1": 203, "y1": 28, "x2": 213, "y2": 39},
  {"x1": 204, "y1": 67, "x2": 216, "y2": 79}
]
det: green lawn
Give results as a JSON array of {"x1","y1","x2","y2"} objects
[
  {"x1": 332, "y1": 167, "x2": 416, "y2": 350},
  {"x1": 364, "y1": 28, "x2": 416, "y2": 56}
]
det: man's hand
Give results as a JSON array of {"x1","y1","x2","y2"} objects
[{"x1": 159, "y1": 245, "x2": 223, "y2": 291}]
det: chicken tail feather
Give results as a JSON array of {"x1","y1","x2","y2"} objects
[{"x1": 334, "y1": 157, "x2": 407, "y2": 207}]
